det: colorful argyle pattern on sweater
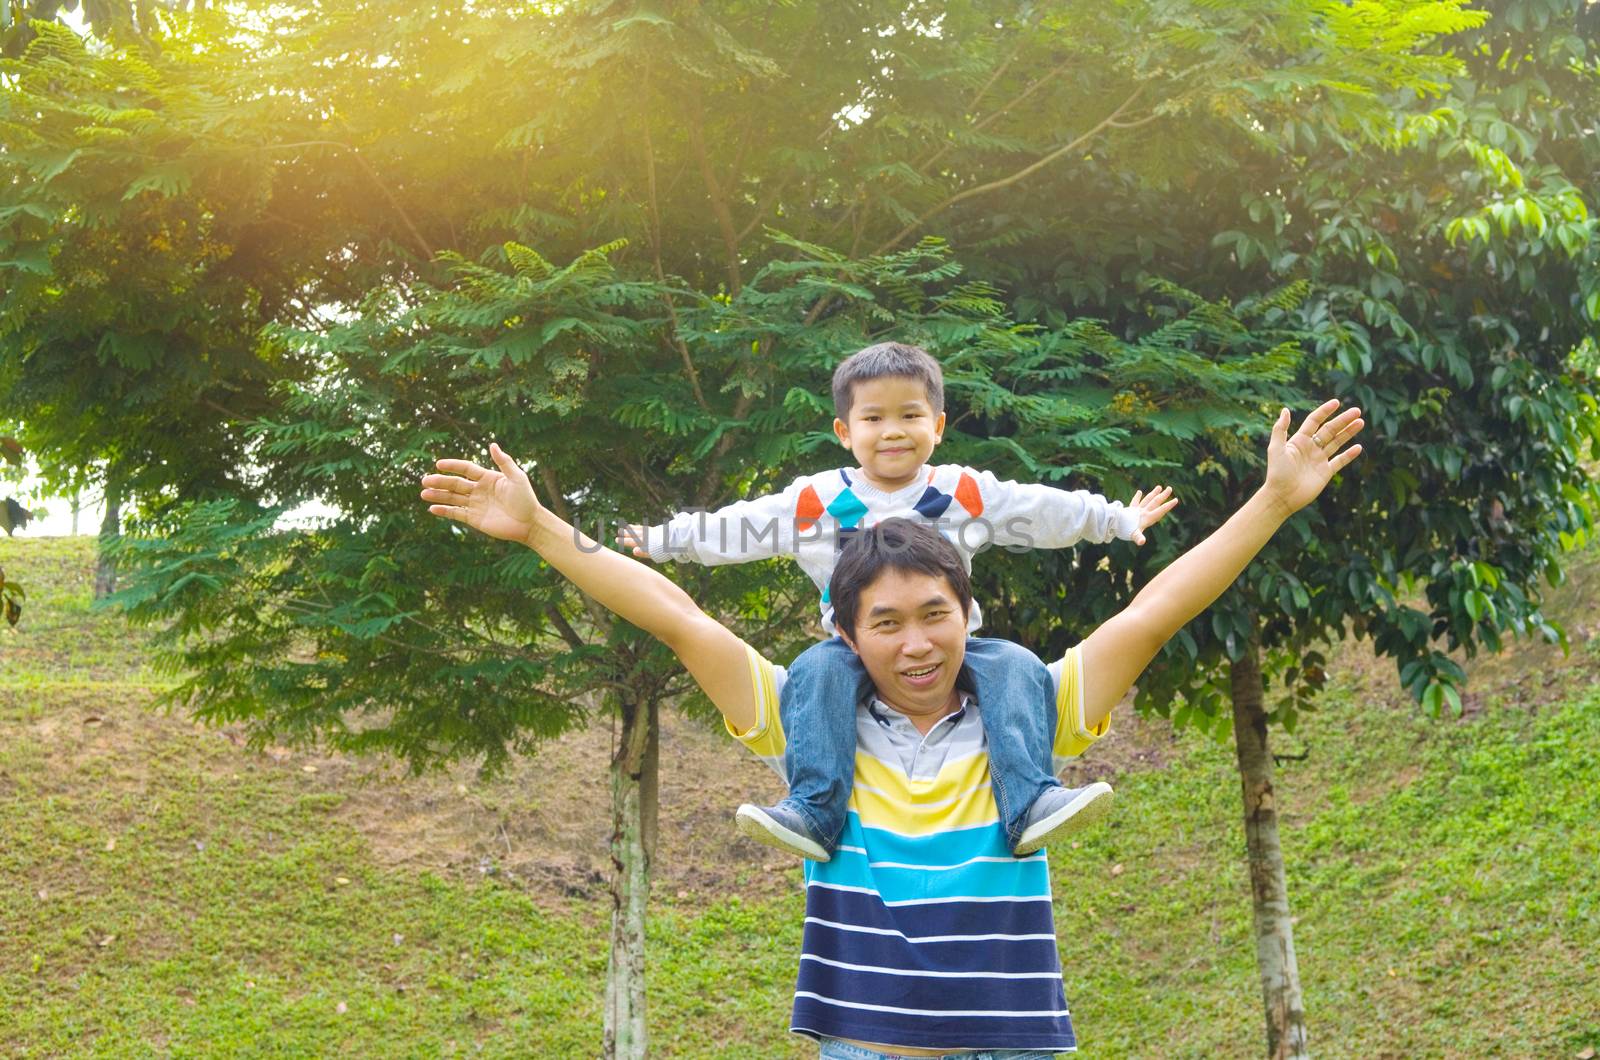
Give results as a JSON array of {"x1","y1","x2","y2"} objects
[{"x1": 800, "y1": 469, "x2": 986, "y2": 553}]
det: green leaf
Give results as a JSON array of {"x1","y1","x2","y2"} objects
[
  {"x1": 32, "y1": 149, "x2": 81, "y2": 185},
  {"x1": 611, "y1": 12, "x2": 675, "y2": 30},
  {"x1": 123, "y1": 166, "x2": 193, "y2": 201},
  {"x1": 0, "y1": 498, "x2": 33, "y2": 536},
  {"x1": 0, "y1": 245, "x2": 51, "y2": 274},
  {"x1": 1463, "y1": 589, "x2": 1494, "y2": 623}
]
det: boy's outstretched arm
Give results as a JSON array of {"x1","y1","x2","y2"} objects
[
  {"x1": 421, "y1": 444, "x2": 761, "y2": 733},
  {"x1": 979, "y1": 472, "x2": 1176, "y2": 550},
  {"x1": 617, "y1": 481, "x2": 806, "y2": 564},
  {"x1": 1078, "y1": 400, "x2": 1365, "y2": 728}
]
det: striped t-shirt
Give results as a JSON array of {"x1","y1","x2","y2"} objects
[{"x1": 730, "y1": 643, "x2": 1108, "y2": 1052}]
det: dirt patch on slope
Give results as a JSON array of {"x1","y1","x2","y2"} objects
[
  {"x1": 325, "y1": 710, "x2": 802, "y2": 904},
  {"x1": 4, "y1": 676, "x2": 1182, "y2": 910},
  {"x1": 220, "y1": 695, "x2": 1184, "y2": 908}
]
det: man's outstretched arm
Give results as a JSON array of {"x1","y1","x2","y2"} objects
[
  {"x1": 421, "y1": 443, "x2": 761, "y2": 732},
  {"x1": 1079, "y1": 400, "x2": 1365, "y2": 728}
]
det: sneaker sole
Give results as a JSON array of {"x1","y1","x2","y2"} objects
[
  {"x1": 734, "y1": 805, "x2": 831, "y2": 862},
  {"x1": 1013, "y1": 783, "x2": 1114, "y2": 855}
]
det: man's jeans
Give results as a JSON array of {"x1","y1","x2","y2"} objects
[
  {"x1": 779, "y1": 636, "x2": 1060, "y2": 853},
  {"x1": 818, "y1": 1036, "x2": 1059, "y2": 1059}
]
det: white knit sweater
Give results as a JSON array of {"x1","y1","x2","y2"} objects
[{"x1": 643, "y1": 463, "x2": 1140, "y2": 635}]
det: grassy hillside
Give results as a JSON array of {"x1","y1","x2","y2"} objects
[{"x1": 2, "y1": 535, "x2": 1597, "y2": 1057}]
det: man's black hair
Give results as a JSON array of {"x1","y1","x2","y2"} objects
[
  {"x1": 830, "y1": 342, "x2": 945, "y2": 419},
  {"x1": 829, "y1": 518, "x2": 972, "y2": 639}
]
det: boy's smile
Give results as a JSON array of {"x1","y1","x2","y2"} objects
[{"x1": 833, "y1": 375, "x2": 947, "y2": 493}]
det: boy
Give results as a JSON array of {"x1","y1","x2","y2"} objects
[{"x1": 619, "y1": 342, "x2": 1176, "y2": 861}]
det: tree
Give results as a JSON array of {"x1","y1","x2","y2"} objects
[
  {"x1": 0, "y1": 0, "x2": 203, "y2": 58},
  {"x1": 1166, "y1": 10, "x2": 1599, "y2": 1052},
  {"x1": 943, "y1": 3, "x2": 1600, "y2": 1053},
  {"x1": 0, "y1": 13, "x2": 426, "y2": 592},
  {"x1": 0, "y1": 23, "x2": 266, "y2": 579}
]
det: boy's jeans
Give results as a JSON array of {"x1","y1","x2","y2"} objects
[{"x1": 779, "y1": 636, "x2": 1060, "y2": 853}]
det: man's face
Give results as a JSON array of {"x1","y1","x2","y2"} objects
[
  {"x1": 840, "y1": 567, "x2": 967, "y2": 725},
  {"x1": 833, "y1": 375, "x2": 946, "y2": 491}
]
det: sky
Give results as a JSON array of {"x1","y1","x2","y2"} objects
[
  {"x1": 4, "y1": 472, "x2": 338, "y2": 538},
  {"x1": 4, "y1": 474, "x2": 101, "y2": 537}
]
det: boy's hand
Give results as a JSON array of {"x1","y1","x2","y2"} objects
[
  {"x1": 1127, "y1": 485, "x2": 1178, "y2": 546},
  {"x1": 616, "y1": 524, "x2": 655, "y2": 560},
  {"x1": 421, "y1": 442, "x2": 544, "y2": 544},
  {"x1": 1263, "y1": 400, "x2": 1365, "y2": 516}
]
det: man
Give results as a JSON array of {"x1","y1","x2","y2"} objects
[{"x1": 419, "y1": 400, "x2": 1363, "y2": 1056}]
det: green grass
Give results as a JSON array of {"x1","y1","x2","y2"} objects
[
  {"x1": 1057, "y1": 683, "x2": 1600, "y2": 1056},
  {"x1": 3, "y1": 535, "x2": 1598, "y2": 1057}
]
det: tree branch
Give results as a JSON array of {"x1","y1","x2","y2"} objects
[
  {"x1": 727, "y1": 117, "x2": 756, "y2": 194},
  {"x1": 735, "y1": 177, "x2": 792, "y2": 244},
  {"x1": 641, "y1": 90, "x2": 710, "y2": 412},
  {"x1": 277, "y1": 596, "x2": 516, "y2": 662},
  {"x1": 693, "y1": 388, "x2": 756, "y2": 510},
  {"x1": 792, "y1": 83, "x2": 1155, "y2": 333},
  {"x1": 964, "y1": 35, "x2": 1026, "y2": 118},
  {"x1": 621, "y1": 452, "x2": 673, "y2": 514},
  {"x1": 261, "y1": 139, "x2": 434, "y2": 261},
  {"x1": 688, "y1": 92, "x2": 745, "y2": 296},
  {"x1": 870, "y1": 83, "x2": 1149, "y2": 259},
  {"x1": 833, "y1": 20, "x2": 1054, "y2": 249},
  {"x1": 543, "y1": 604, "x2": 587, "y2": 653},
  {"x1": 201, "y1": 397, "x2": 249, "y2": 422},
  {"x1": 1108, "y1": 111, "x2": 1164, "y2": 131},
  {"x1": 914, "y1": 64, "x2": 1068, "y2": 177}
]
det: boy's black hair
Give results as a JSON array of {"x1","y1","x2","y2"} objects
[
  {"x1": 829, "y1": 518, "x2": 972, "y2": 639},
  {"x1": 831, "y1": 342, "x2": 945, "y2": 419}
]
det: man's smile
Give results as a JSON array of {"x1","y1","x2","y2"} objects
[{"x1": 899, "y1": 661, "x2": 943, "y2": 687}]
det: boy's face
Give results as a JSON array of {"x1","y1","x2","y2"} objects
[
  {"x1": 833, "y1": 375, "x2": 946, "y2": 490},
  {"x1": 839, "y1": 567, "x2": 966, "y2": 725}
]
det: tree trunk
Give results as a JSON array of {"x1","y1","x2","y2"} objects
[
  {"x1": 1229, "y1": 630, "x2": 1309, "y2": 1059},
  {"x1": 602, "y1": 693, "x2": 660, "y2": 1059},
  {"x1": 93, "y1": 485, "x2": 121, "y2": 600},
  {"x1": 70, "y1": 489, "x2": 80, "y2": 536}
]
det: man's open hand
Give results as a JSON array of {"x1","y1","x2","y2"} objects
[
  {"x1": 1127, "y1": 485, "x2": 1178, "y2": 545},
  {"x1": 420, "y1": 442, "x2": 544, "y2": 544},
  {"x1": 1264, "y1": 400, "x2": 1365, "y2": 516}
]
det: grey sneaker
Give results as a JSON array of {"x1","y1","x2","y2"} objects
[
  {"x1": 734, "y1": 802, "x2": 831, "y2": 862},
  {"x1": 1012, "y1": 782, "x2": 1114, "y2": 855}
]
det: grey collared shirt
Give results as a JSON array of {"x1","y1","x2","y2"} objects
[{"x1": 861, "y1": 691, "x2": 980, "y2": 781}]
